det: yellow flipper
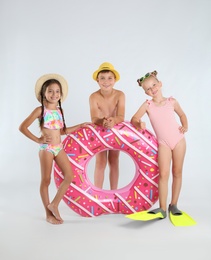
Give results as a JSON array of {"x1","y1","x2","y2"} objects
[
  {"x1": 126, "y1": 210, "x2": 165, "y2": 221},
  {"x1": 169, "y1": 211, "x2": 197, "y2": 226}
]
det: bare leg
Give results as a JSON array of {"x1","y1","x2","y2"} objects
[
  {"x1": 108, "y1": 150, "x2": 120, "y2": 190},
  {"x1": 39, "y1": 150, "x2": 62, "y2": 224},
  {"x1": 48, "y1": 149, "x2": 73, "y2": 222},
  {"x1": 170, "y1": 138, "x2": 186, "y2": 206},
  {"x1": 157, "y1": 144, "x2": 172, "y2": 211},
  {"x1": 94, "y1": 151, "x2": 107, "y2": 189}
]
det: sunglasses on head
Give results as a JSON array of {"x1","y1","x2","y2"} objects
[
  {"x1": 137, "y1": 73, "x2": 150, "y2": 84},
  {"x1": 137, "y1": 70, "x2": 157, "y2": 85}
]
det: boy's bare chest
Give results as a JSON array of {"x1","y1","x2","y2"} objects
[{"x1": 97, "y1": 98, "x2": 118, "y2": 116}]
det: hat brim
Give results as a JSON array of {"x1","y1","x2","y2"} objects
[
  {"x1": 93, "y1": 68, "x2": 120, "y2": 81},
  {"x1": 35, "y1": 73, "x2": 68, "y2": 103}
]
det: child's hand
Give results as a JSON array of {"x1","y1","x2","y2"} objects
[
  {"x1": 103, "y1": 117, "x2": 115, "y2": 129},
  {"x1": 179, "y1": 126, "x2": 188, "y2": 134},
  {"x1": 103, "y1": 118, "x2": 109, "y2": 128},
  {"x1": 140, "y1": 122, "x2": 146, "y2": 130},
  {"x1": 39, "y1": 134, "x2": 52, "y2": 144}
]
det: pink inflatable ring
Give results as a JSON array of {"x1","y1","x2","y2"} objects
[{"x1": 54, "y1": 121, "x2": 159, "y2": 217}]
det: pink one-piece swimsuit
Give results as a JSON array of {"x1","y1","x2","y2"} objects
[{"x1": 147, "y1": 97, "x2": 184, "y2": 150}]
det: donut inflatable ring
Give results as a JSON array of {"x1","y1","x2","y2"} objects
[{"x1": 54, "y1": 121, "x2": 159, "y2": 217}]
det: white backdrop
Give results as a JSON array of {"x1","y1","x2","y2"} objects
[{"x1": 1, "y1": 0, "x2": 211, "y2": 193}]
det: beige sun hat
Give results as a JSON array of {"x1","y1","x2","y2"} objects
[
  {"x1": 92, "y1": 62, "x2": 120, "y2": 81},
  {"x1": 35, "y1": 73, "x2": 68, "y2": 103}
]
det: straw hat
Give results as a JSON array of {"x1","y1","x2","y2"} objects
[
  {"x1": 35, "y1": 73, "x2": 68, "y2": 102},
  {"x1": 92, "y1": 62, "x2": 120, "y2": 81}
]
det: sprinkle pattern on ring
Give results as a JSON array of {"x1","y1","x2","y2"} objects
[{"x1": 54, "y1": 121, "x2": 159, "y2": 217}]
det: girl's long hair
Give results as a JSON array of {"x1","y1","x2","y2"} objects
[{"x1": 39, "y1": 79, "x2": 66, "y2": 132}]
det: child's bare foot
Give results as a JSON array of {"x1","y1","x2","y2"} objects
[
  {"x1": 46, "y1": 215, "x2": 63, "y2": 225},
  {"x1": 47, "y1": 204, "x2": 63, "y2": 223}
]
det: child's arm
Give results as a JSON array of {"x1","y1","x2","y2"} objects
[
  {"x1": 61, "y1": 122, "x2": 90, "y2": 135},
  {"x1": 130, "y1": 102, "x2": 147, "y2": 130},
  {"x1": 106, "y1": 92, "x2": 125, "y2": 128},
  {"x1": 19, "y1": 107, "x2": 44, "y2": 143},
  {"x1": 173, "y1": 99, "x2": 188, "y2": 133},
  {"x1": 89, "y1": 94, "x2": 105, "y2": 126}
]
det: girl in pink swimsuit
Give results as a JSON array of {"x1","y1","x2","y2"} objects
[
  {"x1": 19, "y1": 74, "x2": 88, "y2": 224},
  {"x1": 131, "y1": 71, "x2": 188, "y2": 219}
]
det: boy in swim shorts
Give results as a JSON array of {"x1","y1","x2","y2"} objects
[{"x1": 89, "y1": 62, "x2": 125, "y2": 190}]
